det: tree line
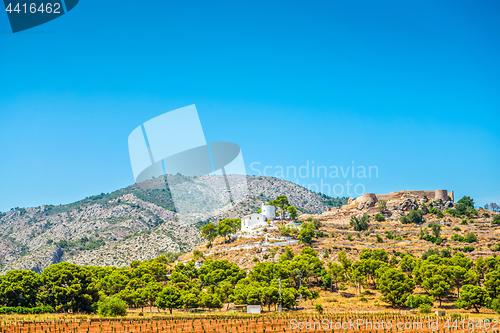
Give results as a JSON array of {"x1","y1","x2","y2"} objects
[{"x1": 0, "y1": 244, "x2": 499, "y2": 315}]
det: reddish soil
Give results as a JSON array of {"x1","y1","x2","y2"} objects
[{"x1": 0, "y1": 314, "x2": 490, "y2": 333}]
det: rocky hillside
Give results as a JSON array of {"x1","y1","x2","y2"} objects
[{"x1": 0, "y1": 176, "x2": 346, "y2": 273}]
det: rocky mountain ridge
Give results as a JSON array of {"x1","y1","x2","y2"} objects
[{"x1": 0, "y1": 176, "x2": 346, "y2": 273}]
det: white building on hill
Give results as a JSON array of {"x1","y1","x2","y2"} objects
[
  {"x1": 241, "y1": 203, "x2": 276, "y2": 233},
  {"x1": 261, "y1": 202, "x2": 276, "y2": 220}
]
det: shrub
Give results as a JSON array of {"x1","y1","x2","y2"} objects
[
  {"x1": 453, "y1": 227, "x2": 461, "y2": 231},
  {"x1": 405, "y1": 295, "x2": 434, "y2": 308},
  {"x1": 423, "y1": 235, "x2": 441, "y2": 244},
  {"x1": 263, "y1": 254, "x2": 269, "y2": 259},
  {"x1": 400, "y1": 210, "x2": 423, "y2": 224},
  {"x1": 315, "y1": 231, "x2": 327, "y2": 238},
  {"x1": 376, "y1": 235, "x2": 383, "y2": 243},
  {"x1": 360, "y1": 297, "x2": 368, "y2": 302},
  {"x1": 436, "y1": 210, "x2": 444, "y2": 218},
  {"x1": 463, "y1": 246, "x2": 474, "y2": 252},
  {"x1": 493, "y1": 215, "x2": 500, "y2": 225},
  {"x1": 252, "y1": 257, "x2": 259, "y2": 262},
  {"x1": 0, "y1": 306, "x2": 54, "y2": 314},
  {"x1": 439, "y1": 248, "x2": 452, "y2": 258},
  {"x1": 346, "y1": 234, "x2": 353, "y2": 241},
  {"x1": 350, "y1": 214, "x2": 370, "y2": 231},
  {"x1": 97, "y1": 296, "x2": 127, "y2": 317},
  {"x1": 419, "y1": 303, "x2": 432, "y2": 314},
  {"x1": 422, "y1": 248, "x2": 440, "y2": 260},
  {"x1": 428, "y1": 222, "x2": 441, "y2": 238},
  {"x1": 400, "y1": 216, "x2": 410, "y2": 224},
  {"x1": 452, "y1": 234, "x2": 465, "y2": 242},
  {"x1": 324, "y1": 297, "x2": 337, "y2": 303},
  {"x1": 460, "y1": 219, "x2": 468, "y2": 225},
  {"x1": 315, "y1": 303, "x2": 324, "y2": 314},
  {"x1": 490, "y1": 244, "x2": 500, "y2": 252},
  {"x1": 339, "y1": 284, "x2": 346, "y2": 290},
  {"x1": 377, "y1": 200, "x2": 387, "y2": 213},
  {"x1": 364, "y1": 231, "x2": 371, "y2": 236},
  {"x1": 465, "y1": 232, "x2": 477, "y2": 243},
  {"x1": 374, "y1": 213, "x2": 385, "y2": 222}
]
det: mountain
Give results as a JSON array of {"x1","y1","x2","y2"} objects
[{"x1": 0, "y1": 176, "x2": 347, "y2": 273}]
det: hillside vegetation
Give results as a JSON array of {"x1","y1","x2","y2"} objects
[{"x1": 0, "y1": 176, "x2": 346, "y2": 273}]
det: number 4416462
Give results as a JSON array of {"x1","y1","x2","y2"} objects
[
  {"x1": 444, "y1": 319, "x2": 499, "y2": 331},
  {"x1": 5, "y1": 3, "x2": 61, "y2": 14}
]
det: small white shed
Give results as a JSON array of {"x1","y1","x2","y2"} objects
[{"x1": 247, "y1": 305, "x2": 261, "y2": 314}]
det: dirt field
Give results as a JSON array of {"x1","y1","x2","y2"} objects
[{"x1": 0, "y1": 313, "x2": 497, "y2": 333}]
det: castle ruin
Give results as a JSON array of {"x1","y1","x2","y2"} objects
[{"x1": 349, "y1": 189, "x2": 453, "y2": 207}]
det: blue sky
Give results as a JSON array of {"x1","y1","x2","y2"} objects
[{"x1": 0, "y1": 0, "x2": 499, "y2": 211}]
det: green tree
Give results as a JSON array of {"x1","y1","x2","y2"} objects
[
  {"x1": 198, "y1": 259, "x2": 246, "y2": 286},
  {"x1": 201, "y1": 223, "x2": 217, "y2": 247},
  {"x1": 372, "y1": 249, "x2": 389, "y2": 263},
  {"x1": 281, "y1": 288, "x2": 298, "y2": 309},
  {"x1": 200, "y1": 292, "x2": 222, "y2": 311},
  {"x1": 400, "y1": 255, "x2": 417, "y2": 277},
  {"x1": 350, "y1": 265, "x2": 366, "y2": 295},
  {"x1": 484, "y1": 270, "x2": 500, "y2": 299},
  {"x1": 455, "y1": 285, "x2": 488, "y2": 313},
  {"x1": 269, "y1": 196, "x2": 290, "y2": 219},
  {"x1": 192, "y1": 250, "x2": 203, "y2": 261},
  {"x1": 181, "y1": 290, "x2": 200, "y2": 309},
  {"x1": 216, "y1": 281, "x2": 234, "y2": 310},
  {"x1": 457, "y1": 196, "x2": 475, "y2": 209},
  {"x1": 40, "y1": 262, "x2": 99, "y2": 313},
  {"x1": 298, "y1": 223, "x2": 315, "y2": 245},
  {"x1": 144, "y1": 282, "x2": 163, "y2": 312},
  {"x1": 338, "y1": 250, "x2": 352, "y2": 271},
  {"x1": 326, "y1": 262, "x2": 345, "y2": 291},
  {"x1": 0, "y1": 269, "x2": 41, "y2": 307},
  {"x1": 260, "y1": 286, "x2": 279, "y2": 311},
  {"x1": 115, "y1": 287, "x2": 140, "y2": 308},
  {"x1": 287, "y1": 206, "x2": 298, "y2": 220},
  {"x1": 217, "y1": 218, "x2": 241, "y2": 242},
  {"x1": 155, "y1": 286, "x2": 182, "y2": 314},
  {"x1": 451, "y1": 266, "x2": 478, "y2": 297},
  {"x1": 377, "y1": 268, "x2": 415, "y2": 307},
  {"x1": 94, "y1": 269, "x2": 131, "y2": 296},
  {"x1": 451, "y1": 252, "x2": 474, "y2": 270},
  {"x1": 279, "y1": 247, "x2": 295, "y2": 262},
  {"x1": 422, "y1": 274, "x2": 451, "y2": 306},
  {"x1": 298, "y1": 286, "x2": 312, "y2": 303}
]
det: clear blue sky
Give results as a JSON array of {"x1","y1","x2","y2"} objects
[{"x1": 1, "y1": 0, "x2": 499, "y2": 212}]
